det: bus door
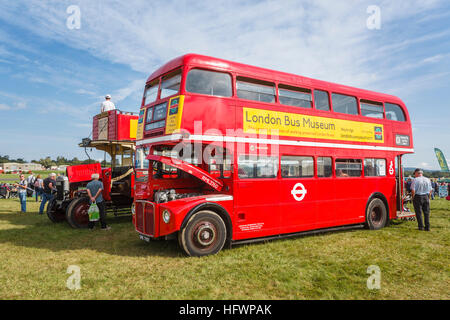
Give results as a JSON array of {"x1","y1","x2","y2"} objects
[
  {"x1": 234, "y1": 154, "x2": 280, "y2": 239},
  {"x1": 279, "y1": 156, "x2": 317, "y2": 233},
  {"x1": 395, "y1": 155, "x2": 415, "y2": 218},
  {"x1": 396, "y1": 155, "x2": 403, "y2": 213}
]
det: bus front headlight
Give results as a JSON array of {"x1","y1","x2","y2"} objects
[{"x1": 162, "y1": 210, "x2": 171, "y2": 224}]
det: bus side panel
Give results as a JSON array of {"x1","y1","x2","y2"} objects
[{"x1": 279, "y1": 177, "x2": 317, "y2": 234}]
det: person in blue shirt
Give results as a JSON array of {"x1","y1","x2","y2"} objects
[
  {"x1": 411, "y1": 169, "x2": 433, "y2": 231},
  {"x1": 86, "y1": 173, "x2": 110, "y2": 230},
  {"x1": 16, "y1": 174, "x2": 28, "y2": 213}
]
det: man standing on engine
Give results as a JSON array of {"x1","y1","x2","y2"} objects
[{"x1": 100, "y1": 94, "x2": 116, "y2": 113}]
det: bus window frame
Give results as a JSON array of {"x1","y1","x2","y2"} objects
[
  {"x1": 236, "y1": 76, "x2": 277, "y2": 104},
  {"x1": 280, "y1": 155, "x2": 315, "y2": 179},
  {"x1": 331, "y1": 92, "x2": 360, "y2": 117},
  {"x1": 317, "y1": 156, "x2": 334, "y2": 178},
  {"x1": 335, "y1": 158, "x2": 363, "y2": 178},
  {"x1": 360, "y1": 99, "x2": 385, "y2": 119},
  {"x1": 143, "y1": 78, "x2": 161, "y2": 107},
  {"x1": 159, "y1": 68, "x2": 183, "y2": 100},
  {"x1": 313, "y1": 89, "x2": 332, "y2": 112},
  {"x1": 385, "y1": 102, "x2": 407, "y2": 122},
  {"x1": 185, "y1": 67, "x2": 234, "y2": 98}
]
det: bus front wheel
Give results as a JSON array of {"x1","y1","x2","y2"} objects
[
  {"x1": 365, "y1": 198, "x2": 387, "y2": 230},
  {"x1": 179, "y1": 210, "x2": 227, "y2": 257}
]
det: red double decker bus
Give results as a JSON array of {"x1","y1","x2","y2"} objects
[{"x1": 133, "y1": 54, "x2": 414, "y2": 256}]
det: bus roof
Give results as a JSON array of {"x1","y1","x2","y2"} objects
[{"x1": 146, "y1": 53, "x2": 404, "y2": 105}]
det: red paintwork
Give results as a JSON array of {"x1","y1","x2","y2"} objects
[
  {"x1": 134, "y1": 54, "x2": 414, "y2": 243},
  {"x1": 146, "y1": 155, "x2": 223, "y2": 191},
  {"x1": 92, "y1": 110, "x2": 138, "y2": 141},
  {"x1": 101, "y1": 167, "x2": 112, "y2": 201},
  {"x1": 66, "y1": 163, "x2": 102, "y2": 183}
]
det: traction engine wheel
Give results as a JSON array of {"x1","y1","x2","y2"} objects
[
  {"x1": 47, "y1": 198, "x2": 66, "y2": 223},
  {"x1": 365, "y1": 198, "x2": 387, "y2": 230},
  {"x1": 179, "y1": 210, "x2": 227, "y2": 257},
  {"x1": 66, "y1": 197, "x2": 90, "y2": 229}
]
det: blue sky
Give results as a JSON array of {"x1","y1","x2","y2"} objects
[{"x1": 0, "y1": 0, "x2": 449, "y2": 169}]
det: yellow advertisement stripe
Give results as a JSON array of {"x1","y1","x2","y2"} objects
[
  {"x1": 243, "y1": 107, "x2": 384, "y2": 143},
  {"x1": 130, "y1": 119, "x2": 138, "y2": 139},
  {"x1": 165, "y1": 95, "x2": 185, "y2": 135}
]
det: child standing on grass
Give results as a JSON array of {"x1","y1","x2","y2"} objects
[{"x1": 16, "y1": 174, "x2": 28, "y2": 213}]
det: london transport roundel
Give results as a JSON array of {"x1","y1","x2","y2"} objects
[
  {"x1": 389, "y1": 161, "x2": 394, "y2": 175},
  {"x1": 291, "y1": 183, "x2": 307, "y2": 202}
]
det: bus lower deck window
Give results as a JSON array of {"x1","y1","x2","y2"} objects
[
  {"x1": 364, "y1": 159, "x2": 386, "y2": 177},
  {"x1": 281, "y1": 156, "x2": 313, "y2": 178},
  {"x1": 335, "y1": 159, "x2": 362, "y2": 177},
  {"x1": 238, "y1": 156, "x2": 278, "y2": 179},
  {"x1": 317, "y1": 157, "x2": 332, "y2": 177}
]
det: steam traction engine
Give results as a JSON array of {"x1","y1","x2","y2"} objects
[{"x1": 47, "y1": 110, "x2": 138, "y2": 228}]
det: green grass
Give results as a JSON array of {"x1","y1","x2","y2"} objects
[
  {"x1": 0, "y1": 172, "x2": 63, "y2": 183},
  {"x1": 0, "y1": 197, "x2": 448, "y2": 300}
]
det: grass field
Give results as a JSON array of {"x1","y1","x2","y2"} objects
[
  {"x1": 0, "y1": 197, "x2": 448, "y2": 300},
  {"x1": 0, "y1": 172, "x2": 63, "y2": 183}
]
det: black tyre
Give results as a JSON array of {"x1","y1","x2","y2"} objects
[
  {"x1": 365, "y1": 198, "x2": 387, "y2": 230},
  {"x1": 66, "y1": 197, "x2": 90, "y2": 229},
  {"x1": 47, "y1": 198, "x2": 67, "y2": 223},
  {"x1": 179, "y1": 210, "x2": 227, "y2": 257}
]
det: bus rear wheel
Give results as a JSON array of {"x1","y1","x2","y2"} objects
[
  {"x1": 47, "y1": 198, "x2": 66, "y2": 223},
  {"x1": 66, "y1": 197, "x2": 90, "y2": 229},
  {"x1": 179, "y1": 210, "x2": 227, "y2": 257},
  {"x1": 365, "y1": 198, "x2": 387, "y2": 230}
]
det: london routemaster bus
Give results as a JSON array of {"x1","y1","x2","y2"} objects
[{"x1": 133, "y1": 54, "x2": 414, "y2": 256}]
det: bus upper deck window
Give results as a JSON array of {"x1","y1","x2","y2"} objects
[
  {"x1": 314, "y1": 90, "x2": 330, "y2": 111},
  {"x1": 279, "y1": 85, "x2": 312, "y2": 109},
  {"x1": 236, "y1": 77, "x2": 276, "y2": 103},
  {"x1": 160, "y1": 70, "x2": 181, "y2": 99},
  {"x1": 144, "y1": 80, "x2": 159, "y2": 105},
  {"x1": 186, "y1": 69, "x2": 232, "y2": 97},
  {"x1": 332, "y1": 93, "x2": 358, "y2": 115},
  {"x1": 385, "y1": 103, "x2": 406, "y2": 121},
  {"x1": 360, "y1": 100, "x2": 384, "y2": 119}
]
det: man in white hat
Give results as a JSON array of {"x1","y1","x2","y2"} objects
[{"x1": 100, "y1": 94, "x2": 116, "y2": 113}]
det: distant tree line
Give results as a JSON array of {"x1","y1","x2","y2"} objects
[
  {"x1": 404, "y1": 169, "x2": 450, "y2": 179},
  {"x1": 0, "y1": 155, "x2": 26, "y2": 164},
  {"x1": 1, "y1": 154, "x2": 110, "y2": 169}
]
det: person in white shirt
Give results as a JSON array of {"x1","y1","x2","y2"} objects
[{"x1": 100, "y1": 94, "x2": 116, "y2": 113}]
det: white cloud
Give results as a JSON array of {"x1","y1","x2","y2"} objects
[
  {"x1": 0, "y1": 103, "x2": 11, "y2": 110},
  {"x1": 75, "y1": 88, "x2": 97, "y2": 96},
  {"x1": 0, "y1": 0, "x2": 443, "y2": 91},
  {"x1": 0, "y1": 0, "x2": 448, "y2": 165}
]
